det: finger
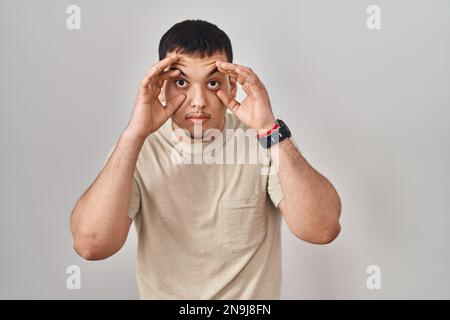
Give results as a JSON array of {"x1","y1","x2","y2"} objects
[
  {"x1": 157, "y1": 69, "x2": 180, "y2": 87},
  {"x1": 216, "y1": 63, "x2": 259, "y2": 87},
  {"x1": 216, "y1": 63, "x2": 238, "y2": 77},
  {"x1": 142, "y1": 67, "x2": 179, "y2": 91},
  {"x1": 164, "y1": 93, "x2": 187, "y2": 117},
  {"x1": 149, "y1": 54, "x2": 179, "y2": 74},
  {"x1": 218, "y1": 65, "x2": 266, "y2": 100},
  {"x1": 216, "y1": 67, "x2": 246, "y2": 87},
  {"x1": 160, "y1": 69, "x2": 180, "y2": 80},
  {"x1": 216, "y1": 89, "x2": 241, "y2": 113},
  {"x1": 217, "y1": 69, "x2": 252, "y2": 99},
  {"x1": 218, "y1": 68, "x2": 260, "y2": 89},
  {"x1": 145, "y1": 54, "x2": 179, "y2": 82}
]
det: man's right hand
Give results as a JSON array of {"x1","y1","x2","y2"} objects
[{"x1": 126, "y1": 54, "x2": 186, "y2": 139}]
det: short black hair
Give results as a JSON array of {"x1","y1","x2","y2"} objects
[{"x1": 158, "y1": 19, "x2": 233, "y2": 62}]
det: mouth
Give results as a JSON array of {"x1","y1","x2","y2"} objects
[{"x1": 186, "y1": 113, "x2": 210, "y2": 123}]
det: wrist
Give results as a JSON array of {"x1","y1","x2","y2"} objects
[
  {"x1": 122, "y1": 127, "x2": 150, "y2": 144},
  {"x1": 256, "y1": 119, "x2": 279, "y2": 139},
  {"x1": 257, "y1": 117, "x2": 277, "y2": 131}
]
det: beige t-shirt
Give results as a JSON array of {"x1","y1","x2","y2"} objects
[{"x1": 103, "y1": 111, "x2": 298, "y2": 299}]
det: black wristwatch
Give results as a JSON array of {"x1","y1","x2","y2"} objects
[{"x1": 258, "y1": 119, "x2": 291, "y2": 149}]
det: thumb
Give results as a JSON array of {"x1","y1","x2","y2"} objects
[
  {"x1": 216, "y1": 90, "x2": 240, "y2": 113},
  {"x1": 164, "y1": 93, "x2": 186, "y2": 116}
]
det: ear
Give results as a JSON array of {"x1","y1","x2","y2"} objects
[{"x1": 228, "y1": 75, "x2": 238, "y2": 100}]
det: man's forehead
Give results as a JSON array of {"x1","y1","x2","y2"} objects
[
  {"x1": 168, "y1": 53, "x2": 227, "y2": 78},
  {"x1": 169, "y1": 52, "x2": 226, "y2": 69}
]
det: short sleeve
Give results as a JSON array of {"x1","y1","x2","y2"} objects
[
  {"x1": 267, "y1": 136, "x2": 301, "y2": 208},
  {"x1": 102, "y1": 145, "x2": 141, "y2": 220}
]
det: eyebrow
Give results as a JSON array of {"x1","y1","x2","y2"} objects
[{"x1": 169, "y1": 66, "x2": 220, "y2": 79}]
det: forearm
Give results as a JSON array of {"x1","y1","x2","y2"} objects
[
  {"x1": 271, "y1": 138, "x2": 341, "y2": 244},
  {"x1": 70, "y1": 129, "x2": 145, "y2": 259}
]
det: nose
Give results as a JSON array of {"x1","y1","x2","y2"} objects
[{"x1": 189, "y1": 84, "x2": 207, "y2": 109}]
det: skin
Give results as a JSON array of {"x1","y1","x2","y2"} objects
[
  {"x1": 159, "y1": 51, "x2": 237, "y2": 140},
  {"x1": 70, "y1": 50, "x2": 341, "y2": 261}
]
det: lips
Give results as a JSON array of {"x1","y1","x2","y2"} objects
[{"x1": 186, "y1": 114, "x2": 210, "y2": 119}]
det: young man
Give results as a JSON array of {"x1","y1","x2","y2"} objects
[{"x1": 70, "y1": 19, "x2": 342, "y2": 299}]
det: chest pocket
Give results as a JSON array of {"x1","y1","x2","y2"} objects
[{"x1": 220, "y1": 191, "x2": 268, "y2": 253}]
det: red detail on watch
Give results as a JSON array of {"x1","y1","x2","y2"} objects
[{"x1": 256, "y1": 122, "x2": 280, "y2": 139}]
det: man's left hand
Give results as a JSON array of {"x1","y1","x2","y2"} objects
[{"x1": 215, "y1": 61, "x2": 276, "y2": 131}]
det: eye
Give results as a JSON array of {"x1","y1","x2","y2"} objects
[
  {"x1": 175, "y1": 79, "x2": 188, "y2": 88},
  {"x1": 207, "y1": 80, "x2": 221, "y2": 90}
]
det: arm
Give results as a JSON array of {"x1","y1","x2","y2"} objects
[
  {"x1": 70, "y1": 54, "x2": 186, "y2": 260},
  {"x1": 214, "y1": 60, "x2": 341, "y2": 245},
  {"x1": 271, "y1": 138, "x2": 342, "y2": 244},
  {"x1": 70, "y1": 130, "x2": 145, "y2": 260}
]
